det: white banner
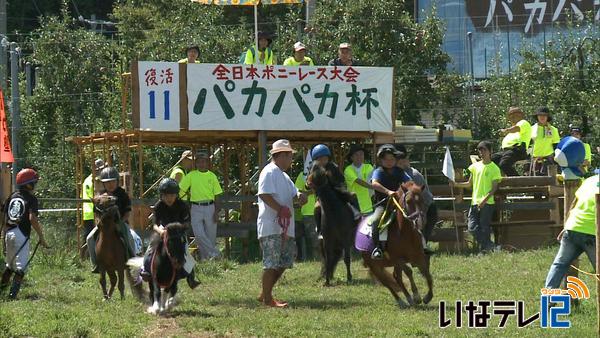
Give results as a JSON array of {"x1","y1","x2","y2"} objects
[
  {"x1": 187, "y1": 63, "x2": 393, "y2": 132},
  {"x1": 138, "y1": 62, "x2": 180, "y2": 131}
]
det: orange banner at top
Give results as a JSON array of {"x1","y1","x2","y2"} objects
[
  {"x1": 0, "y1": 89, "x2": 14, "y2": 163},
  {"x1": 192, "y1": 0, "x2": 303, "y2": 5}
]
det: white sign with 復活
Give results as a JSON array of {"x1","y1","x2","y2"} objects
[
  {"x1": 186, "y1": 63, "x2": 393, "y2": 132},
  {"x1": 137, "y1": 61, "x2": 180, "y2": 131}
]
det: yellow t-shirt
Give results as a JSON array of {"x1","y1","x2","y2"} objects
[
  {"x1": 170, "y1": 166, "x2": 185, "y2": 182},
  {"x1": 502, "y1": 119, "x2": 532, "y2": 149},
  {"x1": 82, "y1": 174, "x2": 94, "y2": 221},
  {"x1": 294, "y1": 173, "x2": 316, "y2": 216},
  {"x1": 468, "y1": 161, "x2": 502, "y2": 205},
  {"x1": 178, "y1": 170, "x2": 223, "y2": 202},
  {"x1": 564, "y1": 175, "x2": 599, "y2": 235},
  {"x1": 531, "y1": 123, "x2": 560, "y2": 157},
  {"x1": 283, "y1": 56, "x2": 314, "y2": 66},
  {"x1": 344, "y1": 163, "x2": 374, "y2": 214},
  {"x1": 584, "y1": 143, "x2": 592, "y2": 162}
]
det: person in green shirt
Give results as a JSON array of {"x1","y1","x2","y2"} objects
[
  {"x1": 80, "y1": 159, "x2": 105, "y2": 257},
  {"x1": 530, "y1": 107, "x2": 560, "y2": 175},
  {"x1": 170, "y1": 150, "x2": 194, "y2": 184},
  {"x1": 283, "y1": 42, "x2": 314, "y2": 66},
  {"x1": 243, "y1": 31, "x2": 275, "y2": 65},
  {"x1": 492, "y1": 106, "x2": 531, "y2": 176},
  {"x1": 570, "y1": 126, "x2": 593, "y2": 172},
  {"x1": 545, "y1": 173, "x2": 599, "y2": 289},
  {"x1": 452, "y1": 141, "x2": 502, "y2": 252},
  {"x1": 179, "y1": 150, "x2": 223, "y2": 261},
  {"x1": 343, "y1": 144, "x2": 374, "y2": 215},
  {"x1": 178, "y1": 45, "x2": 200, "y2": 64},
  {"x1": 294, "y1": 172, "x2": 318, "y2": 260}
]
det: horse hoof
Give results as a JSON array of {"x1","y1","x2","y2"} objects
[
  {"x1": 423, "y1": 294, "x2": 433, "y2": 305},
  {"x1": 396, "y1": 299, "x2": 409, "y2": 308},
  {"x1": 413, "y1": 296, "x2": 422, "y2": 305},
  {"x1": 147, "y1": 306, "x2": 159, "y2": 315}
]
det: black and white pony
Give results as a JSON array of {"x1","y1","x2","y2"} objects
[{"x1": 129, "y1": 222, "x2": 188, "y2": 315}]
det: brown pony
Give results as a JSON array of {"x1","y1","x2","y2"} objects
[
  {"x1": 93, "y1": 194, "x2": 127, "y2": 300},
  {"x1": 361, "y1": 186, "x2": 433, "y2": 307}
]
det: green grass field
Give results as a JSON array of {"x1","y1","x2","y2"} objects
[{"x1": 0, "y1": 243, "x2": 597, "y2": 337}]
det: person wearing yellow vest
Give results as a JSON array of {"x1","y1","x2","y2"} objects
[
  {"x1": 178, "y1": 45, "x2": 200, "y2": 64},
  {"x1": 343, "y1": 144, "x2": 374, "y2": 215},
  {"x1": 570, "y1": 126, "x2": 593, "y2": 172},
  {"x1": 283, "y1": 42, "x2": 314, "y2": 66},
  {"x1": 492, "y1": 106, "x2": 532, "y2": 176},
  {"x1": 243, "y1": 31, "x2": 275, "y2": 65},
  {"x1": 530, "y1": 107, "x2": 560, "y2": 175},
  {"x1": 170, "y1": 150, "x2": 195, "y2": 184},
  {"x1": 545, "y1": 173, "x2": 599, "y2": 289},
  {"x1": 294, "y1": 172, "x2": 318, "y2": 260},
  {"x1": 80, "y1": 159, "x2": 105, "y2": 256},
  {"x1": 179, "y1": 150, "x2": 223, "y2": 260},
  {"x1": 451, "y1": 141, "x2": 502, "y2": 253}
]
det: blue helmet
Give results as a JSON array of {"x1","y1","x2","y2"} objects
[{"x1": 311, "y1": 144, "x2": 331, "y2": 160}]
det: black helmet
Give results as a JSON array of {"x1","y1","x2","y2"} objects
[
  {"x1": 377, "y1": 144, "x2": 398, "y2": 158},
  {"x1": 99, "y1": 167, "x2": 119, "y2": 182},
  {"x1": 159, "y1": 178, "x2": 180, "y2": 195}
]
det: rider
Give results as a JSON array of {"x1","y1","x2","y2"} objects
[
  {"x1": 86, "y1": 166, "x2": 136, "y2": 273},
  {"x1": 310, "y1": 144, "x2": 361, "y2": 232},
  {"x1": 369, "y1": 144, "x2": 413, "y2": 260},
  {"x1": 141, "y1": 178, "x2": 200, "y2": 289},
  {"x1": 1, "y1": 168, "x2": 49, "y2": 299}
]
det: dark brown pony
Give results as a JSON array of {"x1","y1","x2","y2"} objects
[
  {"x1": 93, "y1": 194, "x2": 127, "y2": 300},
  {"x1": 362, "y1": 186, "x2": 433, "y2": 308}
]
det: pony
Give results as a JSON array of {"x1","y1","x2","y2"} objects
[
  {"x1": 145, "y1": 222, "x2": 188, "y2": 315},
  {"x1": 308, "y1": 165, "x2": 357, "y2": 286},
  {"x1": 93, "y1": 194, "x2": 127, "y2": 300},
  {"x1": 356, "y1": 186, "x2": 434, "y2": 307}
]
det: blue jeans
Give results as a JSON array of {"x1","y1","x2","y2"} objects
[
  {"x1": 544, "y1": 230, "x2": 596, "y2": 289},
  {"x1": 467, "y1": 204, "x2": 495, "y2": 251}
]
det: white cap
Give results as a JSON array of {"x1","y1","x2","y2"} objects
[
  {"x1": 270, "y1": 139, "x2": 295, "y2": 154},
  {"x1": 94, "y1": 159, "x2": 105, "y2": 171},
  {"x1": 339, "y1": 42, "x2": 351, "y2": 49},
  {"x1": 293, "y1": 42, "x2": 306, "y2": 51}
]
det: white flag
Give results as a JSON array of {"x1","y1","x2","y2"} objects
[
  {"x1": 302, "y1": 150, "x2": 313, "y2": 180},
  {"x1": 442, "y1": 146, "x2": 455, "y2": 182}
]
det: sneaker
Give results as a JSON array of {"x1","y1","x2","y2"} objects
[
  {"x1": 187, "y1": 277, "x2": 201, "y2": 290},
  {"x1": 371, "y1": 247, "x2": 383, "y2": 260}
]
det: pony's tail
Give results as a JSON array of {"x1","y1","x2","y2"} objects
[{"x1": 126, "y1": 257, "x2": 148, "y2": 303}]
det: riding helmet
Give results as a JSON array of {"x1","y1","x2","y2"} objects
[
  {"x1": 99, "y1": 166, "x2": 119, "y2": 182},
  {"x1": 376, "y1": 144, "x2": 398, "y2": 158},
  {"x1": 159, "y1": 178, "x2": 180, "y2": 195},
  {"x1": 311, "y1": 144, "x2": 331, "y2": 160},
  {"x1": 16, "y1": 168, "x2": 39, "y2": 186}
]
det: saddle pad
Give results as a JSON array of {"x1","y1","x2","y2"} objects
[{"x1": 355, "y1": 218, "x2": 388, "y2": 252}]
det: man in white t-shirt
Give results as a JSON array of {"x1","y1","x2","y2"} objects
[{"x1": 256, "y1": 139, "x2": 307, "y2": 308}]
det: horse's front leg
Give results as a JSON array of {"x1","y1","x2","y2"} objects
[
  {"x1": 117, "y1": 269, "x2": 125, "y2": 300},
  {"x1": 392, "y1": 264, "x2": 414, "y2": 306},
  {"x1": 400, "y1": 264, "x2": 421, "y2": 305},
  {"x1": 419, "y1": 256, "x2": 434, "y2": 304},
  {"x1": 99, "y1": 271, "x2": 108, "y2": 300},
  {"x1": 107, "y1": 271, "x2": 117, "y2": 299},
  {"x1": 344, "y1": 247, "x2": 352, "y2": 283},
  {"x1": 166, "y1": 282, "x2": 179, "y2": 311},
  {"x1": 147, "y1": 280, "x2": 161, "y2": 315}
]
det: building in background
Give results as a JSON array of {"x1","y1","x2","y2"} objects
[{"x1": 416, "y1": 0, "x2": 599, "y2": 78}]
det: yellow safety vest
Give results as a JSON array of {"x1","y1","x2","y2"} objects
[
  {"x1": 82, "y1": 174, "x2": 94, "y2": 221},
  {"x1": 244, "y1": 47, "x2": 274, "y2": 65},
  {"x1": 344, "y1": 163, "x2": 374, "y2": 214}
]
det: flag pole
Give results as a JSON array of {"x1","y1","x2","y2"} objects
[{"x1": 254, "y1": 4, "x2": 259, "y2": 57}]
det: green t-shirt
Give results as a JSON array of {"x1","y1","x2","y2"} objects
[
  {"x1": 531, "y1": 123, "x2": 560, "y2": 157},
  {"x1": 584, "y1": 143, "x2": 592, "y2": 162},
  {"x1": 564, "y1": 175, "x2": 599, "y2": 235},
  {"x1": 344, "y1": 163, "x2": 374, "y2": 214},
  {"x1": 294, "y1": 173, "x2": 316, "y2": 216},
  {"x1": 502, "y1": 119, "x2": 532, "y2": 149},
  {"x1": 468, "y1": 161, "x2": 502, "y2": 205},
  {"x1": 283, "y1": 56, "x2": 314, "y2": 66},
  {"x1": 179, "y1": 170, "x2": 223, "y2": 202}
]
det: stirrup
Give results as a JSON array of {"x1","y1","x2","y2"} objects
[{"x1": 371, "y1": 247, "x2": 383, "y2": 260}]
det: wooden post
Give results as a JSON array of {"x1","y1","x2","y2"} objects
[
  {"x1": 75, "y1": 145, "x2": 82, "y2": 254},
  {"x1": 223, "y1": 143, "x2": 231, "y2": 258},
  {"x1": 258, "y1": 131, "x2": 268, "y2": 170}
]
